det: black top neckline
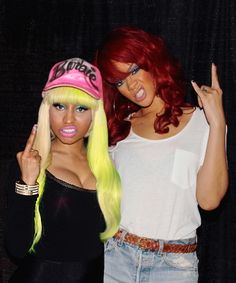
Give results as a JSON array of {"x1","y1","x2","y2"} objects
[{"x1": 46, "y1": 170, "x2": 97, "y2": 193}]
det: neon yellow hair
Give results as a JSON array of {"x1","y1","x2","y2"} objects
[
  {"x1": 87, "y1": 98, "x2": 121, "y2": 240},
  {"x1": 29, "y1": 87, "x2": 121, "y2": 252}
]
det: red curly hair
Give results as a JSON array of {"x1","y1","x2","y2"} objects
[{"x1": 95, "y1": 26, "x2": 191, "y2": 145}]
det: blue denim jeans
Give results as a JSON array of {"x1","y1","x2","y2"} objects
[{"x1": 104, "y1": 232, "x2": 198, "y2": 283}]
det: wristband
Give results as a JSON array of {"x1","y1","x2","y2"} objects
[{"x1": 15, "y1": 181, "x2": 39, "y2": 196}]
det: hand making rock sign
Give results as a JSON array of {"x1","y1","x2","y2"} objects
[{"x1": 191, "y1": 63, "x2": 226, "y2": 128}]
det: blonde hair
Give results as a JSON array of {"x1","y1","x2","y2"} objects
[{"x1": 29, "y1": 87, "x2": 121, "y2": 252}]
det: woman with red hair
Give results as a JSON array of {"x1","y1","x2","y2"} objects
[{"x1": 95, "y1": 26, "x2": 228, "y2": 282}]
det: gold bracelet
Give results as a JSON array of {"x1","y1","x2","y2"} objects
[{"x1": 15, "y1": 181, "x2": 39, "y2": 196}]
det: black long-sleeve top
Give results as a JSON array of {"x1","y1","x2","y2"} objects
[{"x1": 5, "y1": 161, "x2": 105, "y2": 261}]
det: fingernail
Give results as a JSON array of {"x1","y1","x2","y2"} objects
[{"x1": 32, "y1": 124, "x2": 38, "y2": 132}]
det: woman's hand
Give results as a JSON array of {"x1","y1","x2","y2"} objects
[
  {"x1": 191, "y1": 63, "x2": 226, "y2": 128},
  {"x1": 16, "y1": 125, "x2": 41, "y2": 185}
]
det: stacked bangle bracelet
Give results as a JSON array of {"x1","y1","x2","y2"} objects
[{"x1": 15, "y1": 181, "x2": 39, "y2": 196}]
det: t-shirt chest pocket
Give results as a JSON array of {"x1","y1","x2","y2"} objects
[{"x1": 171, "y1": 149, "x2": 199, "y2": 190}]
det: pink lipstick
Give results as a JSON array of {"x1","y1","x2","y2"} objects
[{"x1": 59, "y1": 126, "x2": 77, "y2": 138}]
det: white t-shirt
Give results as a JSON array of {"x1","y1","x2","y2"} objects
[{"x1": 110, "y1": 108, "x2": 209, "y2": 240}]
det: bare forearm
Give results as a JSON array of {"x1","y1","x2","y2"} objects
[{"x1": 197, "y1": 124, "x2": 228, "y2": 210}]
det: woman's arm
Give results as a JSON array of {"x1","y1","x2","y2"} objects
[
  {"x1": 5, "y1": 126, "x2": 41, "y2": 258},
  {"x1": 5, "y1": 159, "x2": 38, "y2": 258},
  {"x1": 191, "y1": 64, "x2": 228, "y2": 210}
]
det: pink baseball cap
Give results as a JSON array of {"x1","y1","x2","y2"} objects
[{"x1": 42, "y1": 58, "x2": 103, "y2": 99}]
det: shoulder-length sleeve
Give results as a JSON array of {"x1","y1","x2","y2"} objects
[{"x1": 5, "y1": 158, "x2": 37, "y2": 259}]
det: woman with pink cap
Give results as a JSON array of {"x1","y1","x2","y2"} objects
[{"x1": 6, "y1": 58, "x2": 121, "y2": 282}]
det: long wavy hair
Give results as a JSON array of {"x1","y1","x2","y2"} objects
[
  {"x1": 29, "y1": 86, "x2": 121, "y2": 253},
  {"x1": 95, "y1": 26, "x2": 192, "y2": 145}
]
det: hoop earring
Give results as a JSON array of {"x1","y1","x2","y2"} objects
[{"x1": 50, "y1": 129, "x2": 55, "y2": 140}]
